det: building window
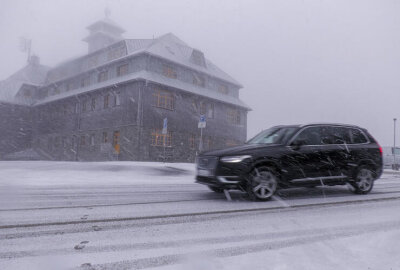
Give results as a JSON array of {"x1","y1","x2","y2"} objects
[
  {"x1": 207, "y1": 103, "x2": 214, "y2": 119},
  {"x1": 163, "y1": 65, "x2": 177, "y2": 79},
  {"x1": 199, "y1": 102, "x2": 206, "y2": 115},
  {"x1": 88, "y1": 56, "x2": 98, "y2": 68},
  {"x1": 117, "y1": 64, "x2": 128, "y2": 77},
  {"x1": 218, "y1": 84, "x2": 229, "y2": 94},
  {"x1": 55, "y1": 137, "x2": 60, "y2": 148},
  {"x1": 91, "y1": 97, "x2": 96, "y2": 111},
  {"x1": 24, "y1": 90, "x2": 31, "y2": 97},
  {"x1": 63, "y1": 104, "x2": 68, "y2": 115},
  {"x1": 90, "y1": 134, "x2": 95, "y2": 146},
  {"x1": 113, "y1": 131, "x2": 120, "y2": 154},
  {"x1": 71, "y1": 135, "x2": 78, "y2": 149},
  {"x1": 227, "y1": 108, "x2": 241, "y2": 125},
  {"x1": 114, "y1": 92, "x2": 121, "y2": 106},
  {"x1": 66, "y1": 83, "x2": 73, "y2": 91},
  {"x1": 80, "y1": 135, "x2": 86, "y2": 146},
  {"x1": 48, "y1": 137, "x2": 53, "y2": 151},
  {"x1": 54, "y1": 87, "x2": 60, "y2": 95},
  {"x1": 203, "y1": 137, "x2": 212, "y2": 150},
  {"x1": 104, "y1": 94, "x2": 109, "y2": 109},
  {"x1": 62, "y1": 137, "x2": 67, "y2": 148},
  {"x1": 189, "y1": 134, "x2": 196, "y2": 149},
  {"x1": 152, "y1": 90, "x2": 174, "y2": 110},
  {"x1": 103, "y1": 132, "x2": 108, "y2": 143},
  {"x1": 82, "y1": 100, "x2": 87, "y2": 112},
  {"x1": 107, "y1": 46, "x2": 125, "y2": 61},
  {"x1": 75, "y1": 103, "x2": 79, "y2": 114},
  {"x1": 98, "y1": 71, "x2": 108, "y2": 82},
  {"x1": 193, "y1": 73, "x2": 205, "y2": 87},
  {"x1": 151, "y1": 130, "x2": 172, "y2": 147},
  {"x1": 81, "y1": 77, "x2": 90, "y2": 88}
]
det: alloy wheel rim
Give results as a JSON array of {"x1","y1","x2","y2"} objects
[
  {"x1": 252, "y1": 171, "x2": 277, "y2": 199},
  {"x1": 356, "y1": 168, "x2": 373, "y2": 191}
]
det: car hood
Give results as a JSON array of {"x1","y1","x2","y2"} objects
[{"x1": 201, "y1": 144, "x2": 281, "y2": 157}]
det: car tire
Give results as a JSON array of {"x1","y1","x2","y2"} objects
[
  {"x1": 350, "y1": 166, "x2": 374, "y2": 194},
  {"x1": 208, "y1": 186, "x2": 224, "y2": 193},
  {"x1": 247, "y1": 166, "x2": 278, "y2": 201}
]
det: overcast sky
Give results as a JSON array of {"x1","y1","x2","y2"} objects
[{"x1": 0, "y1": 0, "x2": 399, "y2": 145}]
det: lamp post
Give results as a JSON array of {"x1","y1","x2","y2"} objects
[{"x1": 394, "y1": 118, "x2": 397, "y2": 170}]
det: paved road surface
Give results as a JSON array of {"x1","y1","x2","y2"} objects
[{"x1": 1, "y1": 169, "x2": 400, "y2": 270}]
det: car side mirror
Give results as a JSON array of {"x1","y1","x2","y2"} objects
[{"x1": 291, "y1": 139, "x2": 307, "y2": 150}]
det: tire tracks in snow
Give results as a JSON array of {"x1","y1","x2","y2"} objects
[
  {"x1": 72, "y1": 219, "x2": 400, "y2": 270},
  {"x1": 1, "y1": 194, "x2": 400, "y2": 230}
]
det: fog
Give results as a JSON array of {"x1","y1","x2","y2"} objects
[{"x1": 0, "y1": 0, "x2": 399, "y2": 146}]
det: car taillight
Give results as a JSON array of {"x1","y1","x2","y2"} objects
[{"x1": 378, "y1": 145, "x2": 383, "y2": 155}]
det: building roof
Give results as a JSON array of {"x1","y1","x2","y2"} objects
[
  {"x1": 35, "y1": 70, "x2": 251, "y2": 110},
  {"x1": 48, "y1": 33, "x2": 242, "y2": 88},
  {"x1": 124, "y1": 33, "x2": 243, "y2": 87},
  {"x1": 86, "y1": 17, "x2": 125, "y2": 33},
  {"x1": 0, "y1": 61, "x2": 50, "y2": 104}
]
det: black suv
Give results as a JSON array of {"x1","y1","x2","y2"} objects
[{"x1": 196, "y1": 124, "x2": 383, "y2": 201}]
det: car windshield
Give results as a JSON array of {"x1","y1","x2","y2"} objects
[{"x1": 247, "y1": 127, "x2": 298, "y2": 145}]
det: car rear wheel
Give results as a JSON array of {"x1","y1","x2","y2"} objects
[
  {"x1": 247, "y1": 166, "x2": 278, "y2": 201},
  {"x1": 208, "y1": 186, "x2": 224, "y2": 193},
  {"x1": 350, "y1": 166, "x2": 374, "y2": 194}
]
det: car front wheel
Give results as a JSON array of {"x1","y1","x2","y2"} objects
[
  {"x1": 350, "y1": 166, "x2": 374, "y2": 194},
  {"x1": 247, "y1": 166, "x2": 278, "y2": 201}
]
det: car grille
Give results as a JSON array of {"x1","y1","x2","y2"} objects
[{"x1": 196, "y1": 156, "x2": 218, "y2": 170}]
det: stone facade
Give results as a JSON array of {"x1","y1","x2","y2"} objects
[{"x1": 0, "y1": 17, "x2": 249, "y2": 162}]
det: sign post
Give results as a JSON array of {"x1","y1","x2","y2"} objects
[
  {"x1": 198, "y1": 115, "x2": 206, "y2": 152},
  {"x1": 162, "y1": 118, "x2": 168, "y2": 163}
]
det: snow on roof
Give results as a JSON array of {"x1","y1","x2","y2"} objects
[
  {"x1": 124, "y1": 33, "x2": 243, "y2": 87},
  {"x1": 47, "y1": 33, "x2": 242, "y2": 88},
  {"x1": 0, "y1": 63, "x2": 50, "y2": 104},
  {"x1": 86, "y1": 17, "x2": 125, "y2": 33},
  {"x1": 35, "y1": 70, "x2": 250, "y2": 110}
]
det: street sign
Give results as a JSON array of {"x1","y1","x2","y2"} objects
[
  {"x1": 162, "y1": 118, "x2": 168, "y2": 134},
  {"x1": 198, "y1": 115, "x2": 206, "y2": 128}
]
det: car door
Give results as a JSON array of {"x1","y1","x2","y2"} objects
[
  {"x1": 282, "y1": 126, "x2": 330, "y2": 186},
  {"x1": 318, "y1": 126, "x2": 352, "y2": 183}
]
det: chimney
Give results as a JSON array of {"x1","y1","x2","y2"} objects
[{"x1": 29, "y1": 55, "x2": 40, "y2": 65}]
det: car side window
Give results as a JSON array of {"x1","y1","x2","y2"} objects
[
  {"x1": 292, "y1": 127, "x2": 321, "y2": 145},
  {"x1": 350, "y1": 128, "x2": 368, "y2": 144},
  {"x1": 320, "y1": 126, "x2": 334, "y2": 145},
  {"x1": 330, "y1": 127, "x2": 352, "y2": 144}
]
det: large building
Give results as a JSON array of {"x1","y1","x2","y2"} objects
[{"x1": 0, "y1": 17, "x2": 250, "y2": 162}]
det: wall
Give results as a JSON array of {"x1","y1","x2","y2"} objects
[{"x1": 0, "y1": 102, "x2": 32, "y2": 159}]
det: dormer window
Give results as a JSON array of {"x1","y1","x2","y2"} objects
[
  {"x1": 218, "y1": 84, "x2": 229, "y2": 94},
  {"x1": 190, "y1": 49, "x2": 206, "y2": 67},
  {"x1": 66, "y1": 82, "x2": 74, "y2": 91},
  {"x1": 98, "y1": 70, "x2": 108, "y2": 82},
  {"x1": 81, "y1": 77, "x2": 90, "y2": 88},
  {"x1": 24, "y1": 90, "x2": 31, "y2": 97},
  {"x1": 117, "y1": 64, "x2": 128, "y2": 77},
  {"x1": 163, "y1": 65, "x2": 177, "y2": 79}
]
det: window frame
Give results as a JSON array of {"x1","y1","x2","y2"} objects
[
  {"x1": 152, "y1": 90, "x2": 175, "y2": 110},
  {"x1": 117, "y1": 64, "x2": 129, "y2": 77},
  {"x1": 151, "y1": 130, "x2": 172, "y2": 147}
]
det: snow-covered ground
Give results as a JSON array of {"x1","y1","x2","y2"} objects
[{"x1": 0, "y1": 161, "x2": 399, "y2": 270}]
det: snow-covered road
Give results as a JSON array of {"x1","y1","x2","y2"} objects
[{"x1": 0, "y1": 161, "x2": 399, "y2": 270}]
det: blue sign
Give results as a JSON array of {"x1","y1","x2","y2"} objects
[{"x1": 198, "y1": 115, "x2": 206, "y2": 128}]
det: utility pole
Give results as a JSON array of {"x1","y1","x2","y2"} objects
[{"x1": 394, "y1": 118, "x2": 397, "y2": 170}]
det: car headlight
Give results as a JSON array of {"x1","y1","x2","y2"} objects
[{"x1": 220, "y1": 155, "x2": 251, "y2": 163}]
